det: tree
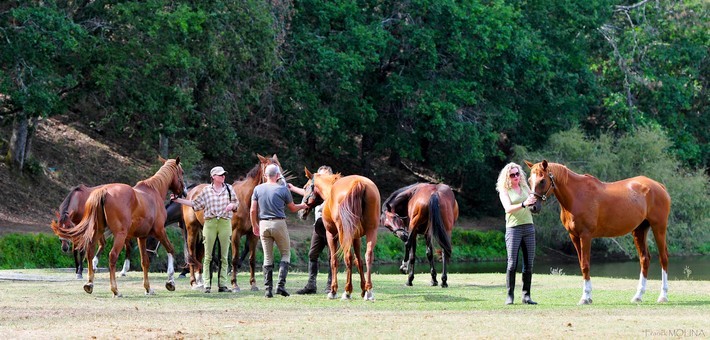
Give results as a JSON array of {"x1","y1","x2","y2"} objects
[{"x1": 0, "y1": 2, "x2": 87, "y2": 171}]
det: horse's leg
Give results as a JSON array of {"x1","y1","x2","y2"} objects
[
  {"x1": 341, "y1": 247, "x2": 353, "y2": 300},
  {"x1": 363, "y1": 229, "x2": 377, "y2": 301},
  {"x1": 426, "y1": 234, "x2": 438, "y2": 287},
  {"x1": 248, "y1": 233, "x2": 260, "y2": 291},
  {"x1": 650, "y1": 223, "x2": 670, "y2": 303},
  {"x1": 353, "y1": 237, "x2": 366, "y2": 298},
  {"x1": 406, "y1": 233, "x2": 417, "y2": 286},
  {"x1": 120, "y1": 239, "x2": 132, "y2": 277},
  {"x1": 75, "y1": 249, "x2": 83, "y2": 279},
  {"x1": 441, "y1": 230, "x2": 451, "y2": 288},
  {"x1": 400, "y1": 241, "x2": 410, "y2": 274},
  {"x1": 326, "y1": 232, "x2": 339, "y2": 299},
  {"x1": 137, "y1": 238, "x2": 154, "y2": 295},
  {"x1": 108, "y1": 234, "x2": 126, "y2": 298},
  {"x1": 153, "y1": 226, "x2": 177, "y2": 291},
  {"x1": 93, "y1": 235, "x2": 106, "y2": 271},
  {"x1": 631, "y1": 224, "x2": 651, "y2": 303},
  {"x1": 186, "y1": 223, "x2": 202, "y2": 288},
  {"x1": 83, "y1": 242, "x2": 96, "y2": 294},
  {"x1": 577, "y1": 234, "x2": 593, "y2": 305},
  {"x1": 230, "y1": 229, "x2": 241, "y2": 292}
]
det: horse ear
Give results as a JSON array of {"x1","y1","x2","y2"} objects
[
  {"x1": 272, "y1": 154, "x2": 278, "y2": 162},
  {"x1": 304, "y1": 167, "x2": 313, "y2": 179},
  {"x1": 158, "y1": 155, "x2": 167, "y2": 163},
  {"x1": 175, "y1": 156, "x2": 181, "y2": 165},
  {"x1": 542, "y1": 160, "x2": 548, "y2": 170},
  {"x1": 524, "y1": 160, "x2": 534, "y2": 169},
  {"x1": 257, "y1": 154, "x2": 266, "y2": 162}
]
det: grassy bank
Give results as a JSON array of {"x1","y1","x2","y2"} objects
[
  {"x1": 0, "y1": 269, "x2": 707, "y2": 338},
  {"x1": 0, "y1": 228, "x2": 507, "y2": 270}
]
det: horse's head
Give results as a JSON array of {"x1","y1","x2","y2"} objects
[
  {"x1": 380, "y1": 203, "x2": 409, "y2": 242},
  {"x1": 51, "y1": 217, "x2": 72, "y2": 253},
  {"x1": 525, "y1": 159, "x2": 556, "y2": 213},
  {"x1": 298, "y1": 167, "x2": 323, "y2": 220},
  {"x1": 171, "y1": 157, "x2": 186, "y2": 198}
]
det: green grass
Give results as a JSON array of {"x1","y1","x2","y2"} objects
[{"x1": 0, "y1": 269, "x2": 707, "y2": 338}]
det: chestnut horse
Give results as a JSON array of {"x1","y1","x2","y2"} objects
[
  {"x1": 52, "y1": 158, "x2": 185, "y2": 297},
  {"x1": 51, "y1": 185, "x2": 186, "y2": 279},
  {"x1": 299, "y1": 169, "x2": 380, "y2": 301},
  {"x1": 182, "y1": 154, "x2": 282, "y2": 291},
  {"x1": 381, "y1": 183, "x2": 458, "y2": 287},
  {"x1": 525, "y1": 160, "x2": 671, "y2": 304}
]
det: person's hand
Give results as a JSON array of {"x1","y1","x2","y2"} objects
[
  {"x1": 252, "y1": 225, "x2": 260, "y2": 236},
  {"x1": 523, "y1": 195, "x2": 537, "y2": 207},
  {"x1": 170, "y1": 194, "x2": 177, "y2": 202},
  {"x1": 225, "y1": 202, "x2": 239, "y2": 212},
  {"x1": 287, "y1": 183, "x2": 294, "y2": 190}
]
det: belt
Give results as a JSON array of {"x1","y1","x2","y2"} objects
[
  {"x1": 206, "y1": 216, "x2": 230, "y2": 220},
  {"x1": 262, "y1": 217, "x2": 285, "y2": 221}
]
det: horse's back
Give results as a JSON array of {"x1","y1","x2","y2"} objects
[{"x1": 328, "y1": 175, "x2": 381, "y2": 231}]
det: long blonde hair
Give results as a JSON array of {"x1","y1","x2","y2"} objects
[{"x1": 495, "y1": 162, "x2": 530, "y2": 193}]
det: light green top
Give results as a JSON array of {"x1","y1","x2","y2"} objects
[{"x1": 506, "y1": 187, "x2": 534, "y2": 228}]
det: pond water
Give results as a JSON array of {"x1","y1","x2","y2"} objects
[{"x1": 371, "y1": 255, "x2": 710, "y2": 281}]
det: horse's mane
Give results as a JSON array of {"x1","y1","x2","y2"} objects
[
  {"x1": 382, "y1": 183, "x2": 421, "y2": 213},
  {"x1": 137, "y1": 159, "x2": 179, "y2": 193},
  {"x1": 244, "y1": 162, "x2": 262, "y2": 179},
  {"x1": 58, "y1": 185, "x2": 84, "y2": 221}
]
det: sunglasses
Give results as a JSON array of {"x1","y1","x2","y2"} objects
[
  {"x1": 509, "y1": 172, "x2": 521, "y2": 178},
  {"x1": 215, "y1": 174, "x2": 225, "y2": 177}
]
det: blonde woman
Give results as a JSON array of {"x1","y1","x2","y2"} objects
[{"x1": 496, "y1": 162, "x2": 538, "y2": 305}]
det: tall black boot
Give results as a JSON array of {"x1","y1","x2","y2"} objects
[
  {"x1": 505, "y1": 270, "x2": 516, "y2": 305},
  {"x1": 297, "y1": 260, "x2": 318, "y2": 295},
  {"x1": 276, "y1": 261, "x2": 290, "y2": 297},
  {"x1": 522, "y1": 271, "x2": 538, "y2": 305},
  {"x1": 263, "y1": 264, "x2": 274, "y2": 298}
]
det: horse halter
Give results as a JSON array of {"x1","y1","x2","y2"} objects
[
  {"x1": 387, "y1": 213, "x2": 409, "y2": 235},
  {"x1": 303, "y1": 178, "x2": 317, "y2": 208},
  {"x1": 533, "y1": 172, "x2": 556, "y2": 201}
]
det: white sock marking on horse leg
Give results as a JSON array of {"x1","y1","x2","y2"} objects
[
  {"x1": 167, "y1": 254, "x2": 175, "y2": 281},
  {"x1": 580, "y1": 279, "x2": 592, "y2": 303},
  {"x1": 632, "y1": 272, "x2": 647, "y2": 302},
  {"x1": 658, "y1": 269, "x2": 669, "y2": 302},
  {"x1": 120, "y1": 259, "x2": 130, "y2": 276},
  {"x1": 92, "y1": 256, "x2": 99, "y2": 271}
]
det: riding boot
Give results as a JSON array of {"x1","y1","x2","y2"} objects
[
  {"x1": 263, "y1": 264, "x2": 274, "y2": 298},
  {"x1": 276, "y1": 261, "x2": 290, "y2": 297},
  {"x1": 297, "y1": 260, "x2": 318, "y2": 295},
  {"x1": 323, "y1": 267, "x2": 333, "y2": 293},
  {"x1": 522, "y1": 271, "x2": 538, "y2": 305},
  {"x1": 505, "y1": 270, "x2": 516, "y2": 305}
]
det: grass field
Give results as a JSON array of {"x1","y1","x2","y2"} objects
[{"x1": 0, "y1": 269, "x2": 708, "y2": 339}]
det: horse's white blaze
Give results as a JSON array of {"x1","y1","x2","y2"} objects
[
  {"x1": 92, "y1": 256, "x2": 99, "y2": 271},
  {"x1": 632, "y1": 272, "x2": 647, "y2": 302},
  {"x1": 120, "y1": 259, "x2": 130, "y2": 276},
  {"x1": 658, "y1": 269, "x2": 669, "y2": 302},
  {"x1": 167, "y1": 254, "x2": 175, "y2": 281}
]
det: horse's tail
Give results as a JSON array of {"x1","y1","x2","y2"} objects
[
  {"x1": 337, "y1": 181, "x2": 366, "y2": 256},
  {"x1": 428, "y1": 193, "x2": 452, "y2": 260},
  {"x1": 71, "y1": 188, "x2": 108, "y2": 252}
]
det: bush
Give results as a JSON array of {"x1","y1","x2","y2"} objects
[{"x1": 0, "y1": 233, "x2": 74, "y2": 269}]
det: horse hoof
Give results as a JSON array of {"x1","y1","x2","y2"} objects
[
  {"x1": 657, "y1": 296, "x2": 669, "y2": 303},
  {"x1": 405, "y1": 281, "x2": 413, "y2": 287},
  {"x1": 113, "y1": 293, "x2": 123, "y2": 298},
  {"x1": 145, "y1": 289, "x2": 155, "y2": 296},
  {"x1": 431, "y1": 281, "x2": 438, "y2": 287},
  {"x1": 578, "y1": 298, "x2": 592, "y2": 305},
  {"x1": 76, "y1": 274, "x2": 83, "y2": 280},
  {"x1": 232, "y1": 286, "x2": 241, "y2": 293},
  {"x1": 250, "y1": 285, "x2": 259, "y2": 292},
  {"x1": 166, "y1": 281, "x2": 175, "y2": 291},
  {"x1": 364, "y1": 290, "x2": 375, "y2": 301},
  {"x1": 120, "y1": 272, "x2": 127, "y2": 277},
  {"x1": 631, "y1": 297, "x2": 642, "y2": 303},
  {"x1": 327, "y1": 292, "x2": 337, "y2": 300},
  {"x1": 178, "y1": 274, "x2": 186, "y2": 279},
  {"x1": 83, "y1": 283, "x2": 93, "y2": 294},
  {"x1": 341, "y1": 292, "x2": 351, "y2": 301},
  {"x1": 441, "y1": 282, "x2": 448, "y2": 288}
]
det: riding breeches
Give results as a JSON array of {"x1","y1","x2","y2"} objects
[
  {"x1": 505, "y1": 223, "x2": 536, "y2": 273},
  {"x1": 203, "y1": 217, "x2": 231, "y2": 287},
  {"x1": 260, "y1": 219, "x2": 290, "y2": 266}
]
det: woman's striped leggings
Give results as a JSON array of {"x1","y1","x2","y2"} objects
[{"x1": 505, "y1": 223, "x2": 536, "y2": 273}]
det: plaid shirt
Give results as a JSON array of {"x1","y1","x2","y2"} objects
[{"x1": 192, "y1": 184, "x2": 237, "y2": 220}]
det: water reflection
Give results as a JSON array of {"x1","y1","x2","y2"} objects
[{"x1": 371, "y1": 256, "x2": 710, "y2": 280}]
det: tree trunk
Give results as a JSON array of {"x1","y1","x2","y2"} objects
[
  {"x1": 159, "y1": 133, "x2": 169, "y2": 158},
  {"x1": 6, "y1": 113, "x2": 28, "y2": 171}
]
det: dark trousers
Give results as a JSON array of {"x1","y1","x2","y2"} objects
[
  {"x1": 505, "y1": 224, "x2": 536, "y2": 273},
  {"x1": 308, "y1": 218, "x2": 329, "y2": 261}
]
